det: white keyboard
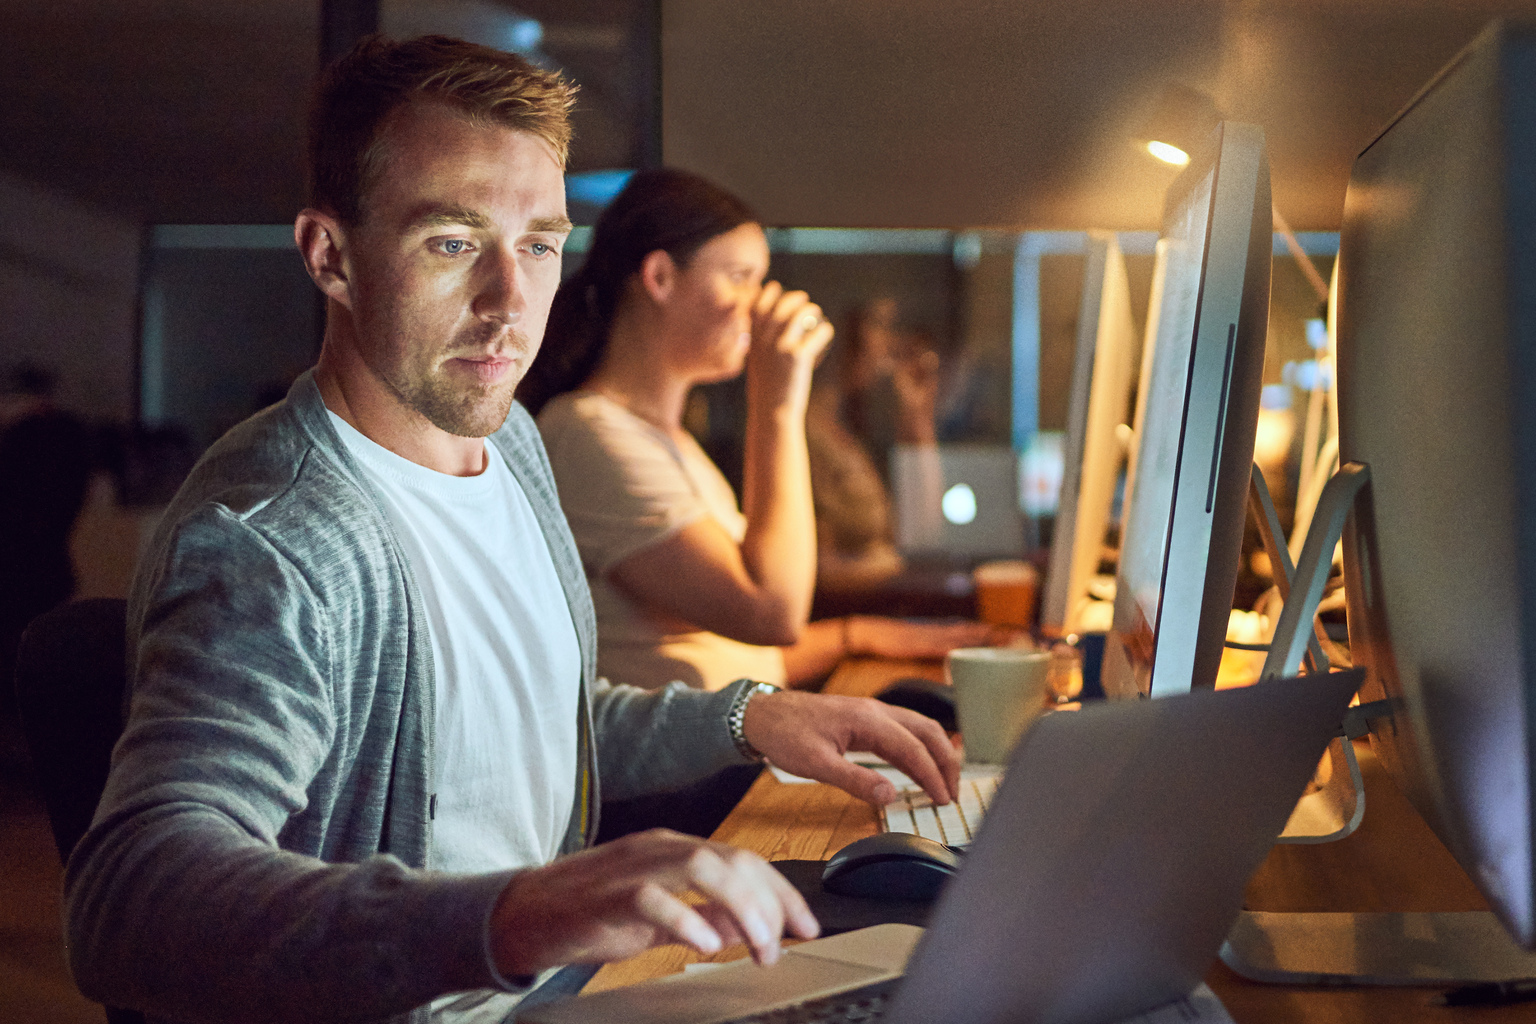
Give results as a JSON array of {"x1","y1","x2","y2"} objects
[{"x1": 880, "y1": 772, "x2": 999, "y2": 847}]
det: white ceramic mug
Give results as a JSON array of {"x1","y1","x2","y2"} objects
[{"x1": 947, "y1": 647, "x2": 1052, "y2": 764}]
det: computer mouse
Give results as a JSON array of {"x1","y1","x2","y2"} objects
[
  {"x1": 820, "y1": 832, "x2": 962, "y2": 901},
  {"x1": 874, "y1": 677, "x2": 957, "y2": 732}
]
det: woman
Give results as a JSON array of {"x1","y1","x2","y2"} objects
[{"x1": 524, "y1": 168, "x2": 994, "y2": 694}]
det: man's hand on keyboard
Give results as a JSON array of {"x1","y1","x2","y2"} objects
[
  {"x1": 741, "y1": 691, "x2": 960, "y2": 806},
  {"x1": 489, "y1": 829, "x2": 820, "y2": 975}
]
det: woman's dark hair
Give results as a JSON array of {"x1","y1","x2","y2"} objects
[{"x1": 518, "y1": 167, "x2": 758, "y2": 415}]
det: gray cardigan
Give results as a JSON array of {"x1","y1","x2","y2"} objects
[{"x1": 64, "y1": 371, "x2": 754, "y2": 1024}]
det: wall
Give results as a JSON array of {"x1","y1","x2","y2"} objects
[
  {"x1": 0, "y1": 172, "x2": 138, "y2": 422},
  {"x1": 141, "y1": 238, "x2": 319, "y2": 449}
]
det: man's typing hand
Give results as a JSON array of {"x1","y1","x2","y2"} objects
[
  {"x1": 741, "y1": 690, "x2": 960, "y2": 806},
  {"x1": 490, "y1": 829, "x2": 819, "y2": 976}
]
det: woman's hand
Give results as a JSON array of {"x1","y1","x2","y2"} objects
[
  {"x1": 892, "y1": 346, "x2": 940, "y2": 444},
  {"x1": 845, "y1": 616, "x2": 1010, "y2": 661},
  {"x1": 746, "y1": 280, "x2": 835, "y2": 413}
]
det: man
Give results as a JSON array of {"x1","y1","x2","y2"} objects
[{"x1": 65, "y1": 35, "x2": 958, "y2": 1024}]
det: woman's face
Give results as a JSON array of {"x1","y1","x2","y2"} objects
[{"x1": 660, "y1": 222, "x2": 769, "y2": 383}]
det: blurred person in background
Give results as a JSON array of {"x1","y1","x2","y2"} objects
[
  {"x1": 0, "y1": 363, "x2": 91, "y2": 756},
  {"x1": 830, "y1": 298, "x2": 941, "y2": 461},
  {"x1": 807, "y1": 301, "x2": 945, "y2": 589}
]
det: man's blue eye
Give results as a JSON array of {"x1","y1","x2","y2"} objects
[
  {"x1": 531, "y1": 242, "x2": 551, "y2": 257},
  {"x1": 442, "y1": 239, "x2": 467, "y2": 255}
]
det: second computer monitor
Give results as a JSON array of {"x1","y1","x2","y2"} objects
[
  {"x1": 1339, "y1": 20, "x2": 1536, "y2": 949},
  {"x1": 1103, "y1": 122, "x2": 1272, "y2": 699},
  {"x1": 1041, "y1": 232, "x2": 1138, "y2": 637}
]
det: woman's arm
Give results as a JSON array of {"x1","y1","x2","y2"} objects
[
  {"x1": 737, "y1": 282, "x2": 827, "y2": 638},
  {"x1": 610, "y1": 283, "x2": 833, "y2": 646},
  {"x1": 779, "y1": 616, "x2": 1008, "y2": 687}
]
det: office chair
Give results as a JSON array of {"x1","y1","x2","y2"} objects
[{"x1": 13, "y1": 596, "x2": 145, "y2": 1024}]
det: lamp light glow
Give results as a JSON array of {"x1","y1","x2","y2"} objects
[
  {"x1": 1147, "y1": 140, "x2": 1191, "y2": 166},
  {"x1": 1137, "y1": 84, "x2": 1221, "y2": 168}
]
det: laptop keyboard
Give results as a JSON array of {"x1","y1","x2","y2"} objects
[
  {"x1": 880, "y1": 773, "x2": 999, "y2": 847},
  {"x1": 726, "y1": 977, "x2": 898, "y2": 1023}
]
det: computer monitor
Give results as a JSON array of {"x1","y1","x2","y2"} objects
[
  {"x1": 1120, "y1": 237, "x2": 1172, "y2": 519},
  {"x1": 1101, "y1": 122, "x2": 1272, "y2": 699},
  {"x1": 1041, "y1": 232, "x2": 1138, "y2": 637},
  {"x1": 1339, "y1": 20, "x2": 1536, "y2": 952}
]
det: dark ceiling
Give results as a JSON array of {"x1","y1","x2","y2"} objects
[
  {"x1": 1, "y1": 1, "x2": 1532, "y2": 229},
  {"x1": 0, "y1": 0, "x2": 646, "y2": 224},
  {"x1": 665, "y1": 0, "x2": 1534, "y2": 230}
]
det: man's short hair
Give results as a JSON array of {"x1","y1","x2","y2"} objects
[{"x1": 310, "y1": 34, "x2": 577, "y2": 225}]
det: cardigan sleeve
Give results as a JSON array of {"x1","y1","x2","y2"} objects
[{"x1": 66, "y1": 504, "x2": 529, "y2": 1024}]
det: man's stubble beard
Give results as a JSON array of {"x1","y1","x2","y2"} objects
[
  {"x1": 391, "y1": 333, "x2": 533, "y2": 439},
  {"x1": 405, "y1": 372, "x2": 519, "y2": 438}
]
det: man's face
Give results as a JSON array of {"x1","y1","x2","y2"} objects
[{"x1": 342, "y1": 102, "x2": 571, "y2": 438}]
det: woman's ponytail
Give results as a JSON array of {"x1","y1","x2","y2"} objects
[{"x1": 519, "y1": 263, "x2": 605, "y2": 416}]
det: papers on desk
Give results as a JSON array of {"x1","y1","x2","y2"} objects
[{"x1": 768, "y1": 753, "x2": 1002, "y2": 791}]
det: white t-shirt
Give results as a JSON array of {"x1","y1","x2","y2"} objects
[
  {"x1": 328, "y1": 412, "x2": 580, "y2": 874},
  {"x1": 537, "y1": 391, "x2": 786, "y2": 692}
]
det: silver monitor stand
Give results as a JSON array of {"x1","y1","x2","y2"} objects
[
  {"x1": 1223, "y1": 461, "x2": 1536, "y2": 984},
  {"x1": 1249, "y1": 462, "x2": 1368, "y2": 846}
]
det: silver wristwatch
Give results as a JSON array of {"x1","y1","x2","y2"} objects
[{"x1": 727, "y1": 680, "x2": 779, "y2": 763}]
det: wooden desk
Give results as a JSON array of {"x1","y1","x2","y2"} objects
[{"x1": 587, "y1": 658, "x2": 1533, "y2": 1022}]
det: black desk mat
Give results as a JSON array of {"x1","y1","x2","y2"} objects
[{"x1": 770, "y1": 860, "x2": 936, "y2": 935}]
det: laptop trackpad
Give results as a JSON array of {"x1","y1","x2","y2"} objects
[
  {"x1": 522, "y1": 925, "x2": 923, "y2": 1024},
  {"x1": 784, "y1": 922, "x2": 925, "y2": 971}
]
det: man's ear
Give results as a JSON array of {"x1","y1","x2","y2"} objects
[
  {"x1": 295, "y1": 209, "x2": 354, "y2": 309},
  {"x1": 637, "y1": 248, "x2": 677, "y2": 305}
]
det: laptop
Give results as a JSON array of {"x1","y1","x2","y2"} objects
[
  {"x1": 522, "y1": 669, "x2": 1363, "y2": 1024},
  {"x1": 891, "y1": 443, "x2": 1024, "y2": 558}
]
